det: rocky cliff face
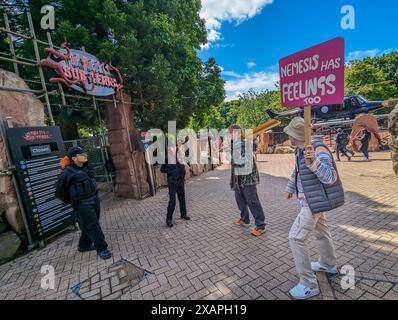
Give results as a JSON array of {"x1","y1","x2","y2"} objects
[
  {"x1": 388, "y1": 103, "x2": 398, "y2": 177},
  {"x1": 105, "y1": 94, "x2": 150, "y2": 199},
  {"x1": 0, "y1": 68, "x2": 45, "y2": 232},
  {"x1": 0, "y1": 68, "x2": 45, "y2": 263}
]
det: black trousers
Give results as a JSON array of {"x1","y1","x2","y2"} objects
[
  {"x1": 76, "y1": 199, "x2": 108, "y2": 253},
  {"x1": 336, "y1": 144, "x2": 353, "y2": 160},
  {"x1": 167, "y1": 181, "x2": 187, "y2": 220},
  {"x1": 234, "y1": 184, "x2": 266, "y2": 228}
]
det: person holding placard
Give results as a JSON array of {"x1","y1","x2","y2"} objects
[{"x1": 284, "y1": 117, "x2": 344, "y2": 299}]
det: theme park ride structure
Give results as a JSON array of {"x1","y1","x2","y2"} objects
[{"x1": 265, "y1": 94, "x2": 385, "y2": 123}]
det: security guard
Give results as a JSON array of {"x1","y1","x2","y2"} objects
[
  {"x1": 161, "y1": 142, "x2": 191, "y2": 227},
  {"x1": 55, "y1": 147, "x2": 111, "y2": 260}
]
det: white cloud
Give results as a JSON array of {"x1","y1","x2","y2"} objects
[
  {"x1": 224, "y1": 71, "x2": 279, "y2": 101},
  {"x1": 247, "y1": 61, "x2": 256, "y2": 68},
  {"x1": 346, "y1": 48, "x2": 398, "y2": 62},
  {"x1": 223, "y1": 71, "x2": 241, "y2": 78},
  {"x1": 225, "y1": 92, "x2": 243, "y2": 102},
  {"x1": 346, "y1": 49, "x2": 381, "y2": 61},
  {"x1": 380, "y1": 48, "x2": 398, "y2": 55},
  {"x1": 200, "y1": 0, "x2": 274, "y2": 48},
  {"x1": 207, "y1": 29, "x2": 222, "y2": 42}
]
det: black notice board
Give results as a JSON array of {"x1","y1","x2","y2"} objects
[{"x1": 6, "y1": 126, "x2": 75, "y2": 243}]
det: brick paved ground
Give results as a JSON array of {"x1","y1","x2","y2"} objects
[{"x1": 0, "y1": 151, "x2": 397, "y2": 300}]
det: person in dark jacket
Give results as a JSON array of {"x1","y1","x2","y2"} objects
[
  {"x1": 55, "y1": 147, "x2": 111, "y2": 260},
  {"x1": 359, "y1": 128, "x2": 371, "y2": 161},
  {"x1": 335, "y1": 128, "x2": 354, "y2": 161},
  {"x1": 161, "y1": 143, "x2": 190, "y2": 228},
  {"x1": 229, "y1": 125, "x2": 266, "y2": 237}
]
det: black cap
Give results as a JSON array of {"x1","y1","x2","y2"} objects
[{"x1": 67, "y1": 147, "x2": 86, "y2": 158}]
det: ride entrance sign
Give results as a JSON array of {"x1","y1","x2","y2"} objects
[
  {"x1": 279, "y1": 37, "x2": 345, "y2": 108},
  {"x1": 40, "y1": 42, "x2": 124, "y2": 97},
  {"x1": 6, "y1": 126, "x2": 75, "y2": 245}
]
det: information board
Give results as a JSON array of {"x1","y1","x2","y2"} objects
[{"x1": 6, "y1": 126, "x2": 75, "y2": 243}]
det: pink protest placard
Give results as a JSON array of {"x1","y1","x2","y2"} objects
[{"x1": 279, "y1": 37, "x2": 345, "y2": 108}]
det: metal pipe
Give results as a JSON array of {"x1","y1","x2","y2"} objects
[
  {"x1": 3, "y1": 12, "x2": 19, "y2": 75},
  {"x1": 0, "y1": 55, "x2": 37, "y2": 67},
  {"x1": 61, "y1": 92, "x2": 123, "y2": 104},
  {"x1": 24, "y1": 79, "x2": 43, "y2": 84},
  {"x1": 37, "y1": 89, "x2": 58, "y2": 100},
  {"x1": 0, "y1": 114, "x2": 34, "y2": 249},
  {"x1": 36, "y1": 39, "x2": 61, "y2": 50},
  {"x1": 145, "y1": 147, "x2": 156, "y2": 196},
  {"x1": 0, "y1": 52, "x2": 38, "y2": 64},
  {"x1": 94, "y1": 98, "x2": 113, "y2": 193},
  {"x1": 0, "y1": 27, "x2": 32, "y2": 40},
  {"x1": 0, "y1": 85, "x2": 43, "y2": 94},
  {"x1": 27, "y1": 12, "x2": 55, "y2": 126}
]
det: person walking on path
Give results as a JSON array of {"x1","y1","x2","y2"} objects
[
  {"x1": 359, "y1": 128, "x2": 372, "y2": 161},
  {"x1": 161, "y1": 142, "x2": 191, "y2": 228},
  {"x1": 335, "y1": 128, "x2": 354, "y2": 161},
  {"x1": 55, "y1": 147, "x2": 112, "y2": 260},
  {"x1": 229, "y1": 125, "x2": 266, "y2": 237},
  {"x1": 284, "y1": 117, "x2": 344, "y2": 299}
]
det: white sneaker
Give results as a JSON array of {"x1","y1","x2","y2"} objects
[
  {"x1": 289, "y1": 283, "x2": 320, "y2": 300},
  {"x1": 311, "y1": 261, "x2": 338, "y2": 274}
]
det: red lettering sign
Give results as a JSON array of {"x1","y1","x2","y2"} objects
[
  {"x1": 40, "y1": 42, "x2": 124, "y2": 97},
  {"x1": 23, "y1": 130, "x2": 52, "y2": 141}
]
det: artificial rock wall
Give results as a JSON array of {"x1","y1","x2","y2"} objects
[
  {"x1": 105, "y1": 94, "x2": 150, "y2": 199},
  {"x1": 389, "y1": 103, "x2": 398, "y2": 177},
  {"x1": 0, "y1": 68, "x2": 45, "y2": 232}
]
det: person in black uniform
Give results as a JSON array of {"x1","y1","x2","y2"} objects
[
  {"x1": 161, "y1": 142, "x2": 191, "y2": 228},
  {"x1": 359, "y1": 128, "x2": 372, "y2": 161},
  {"x1": 335, "y1": 128, "x2": 354, "y2": 161},
  {"x1": 55, "y1": 147, "x2": 112, "y2": 260}
]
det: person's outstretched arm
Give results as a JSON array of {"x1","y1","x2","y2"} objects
[{"x1": 307, "y1": 146, "x2": 338, "y2": 185}]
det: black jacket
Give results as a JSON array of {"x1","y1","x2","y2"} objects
[
  {"x1": 359, "y1": 130, "x2": 371, "y2": 149},
  {"x1": 55, "y1": 163, "x2": 98, "y2": 207},
  {"x1": 160, "y1": 157, "x2": 186, "y2": 186},
  {"x1": 335, "y1": 132, "x2": 349, "y2": 146}
]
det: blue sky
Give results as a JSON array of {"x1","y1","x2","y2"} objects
[{"x1": 198, "y1": 0, "x2": 398, "y2": 101}]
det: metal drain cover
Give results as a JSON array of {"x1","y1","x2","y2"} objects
[{"x1": 68, "y1": 259, "x2": 150, "y2": 300}]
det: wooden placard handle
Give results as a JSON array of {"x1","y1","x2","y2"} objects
[{"x1": 304, "y1": 106, "x2": 313, "y2": 165}]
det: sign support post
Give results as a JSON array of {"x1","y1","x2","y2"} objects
[{"x1": 304, "y1": 105, "x2": 313, "y2": 164}]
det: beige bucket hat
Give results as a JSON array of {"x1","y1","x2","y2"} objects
[{"x1": 283, "y1": 117, "x2": 306, "y2": 142}]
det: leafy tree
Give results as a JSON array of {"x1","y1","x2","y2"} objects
[
  {"x1": 345, "y1": 59, "x2": 397, "y2": 102},
  {"x1": 368, "y1": 52, "x2": 398, "y2": 91},
  {"x1": 188, "y1": 105, "x2": 225, "y2": 131},
  {"x1": 189, "y1": 57, "x2": 225, "y2": 130},
  {"x1": 218, "y1": 100, "x2": 240, "y2": 127},
  {"x1": 0, "y1": 1, "x2": 223, "y2": 136},
  {"x1": 235, "y1": 89, "x2": 283, "y2": 129}
]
